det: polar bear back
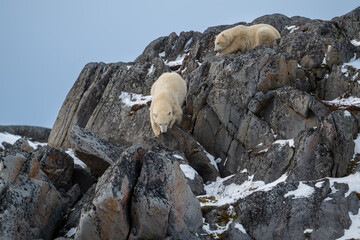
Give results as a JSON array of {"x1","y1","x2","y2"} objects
[
  {"x1": 151, "y1": 72, "x2": 187, "y2": 105},
  {"x1": 215, "y1": 23, "x2": 281, "y2": 55}
]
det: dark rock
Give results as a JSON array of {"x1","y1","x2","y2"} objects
[
  {"x1": 130, "y1": 149, "x2": 203, "y2": 239},
  {"x1": 0, "y1": 147, "x2": 65, "y2": 240},
  {"x1": 33, "y1": 145, "x2": 74, "y2": 195},
  {"x1": 76, "y1": 146, "x2": 146, "y2": 240},
  {"x1": 0, "y1": 125, "x2": 51, "y2": 142},
  {"x1": 72, "y1": 164, "x2": 97, "y2": 194},
  {"x1": 236, "y1": 179, "x2": 359, "y2": 240},
  {"x1": 69, "y1": 125, "x2": 124, "y2": 175}
]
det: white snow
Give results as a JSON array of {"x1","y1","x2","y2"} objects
[
  {"x1": 202, "y1": 206, "x2": 237, "y2": 239},
  {"x1": 322, "y1": 45, "x2": 332, "y2": 64},
  {"x1": 65, "y1": 227, "x2": 78, "y2": 238},
  {"x1": 159, "y1": 51, "x2": 165, "y2": 58},
  {"x1": 353, "y1": 133, "x2": 360, "y2": 159},
  {"x1": 173, "y1": 154, "x2": 184, "y2": 160},
  {"x1": 147, "y1": 64, "x2": 155, "y2": 75},
  {"x1": 66, "y1": 149, "x2": 87, "y2": 168},
  {"x1": 234, "y1": 222, "x2": 247, "y2": 234},
  {"x1": 304, "y1": 229, "x2": 313, "y2": 234},
  {"x1": 119, "y1": 92, "x2": 152, "y2": 107},
  {"x1": 285, "y1": 25, "x2": 299, "y2": 33},
  {"x1": 337, "y1": 211, "x2": 360, "y2": 240},
  {"x1": 165, "y1": 54, "x2": 186, "y2": 68},
  {"x1": 180, "y1": 164, "x2": 197, "y2": 180},
  {"x1": 0, "y1": 132, "x2": 46, "y2": 150},
  {"x1": 351, "y1": 39, "x2": 360, "y2": 47},
  {"x1": 273, "y1": 139, "x2": 295, "y2": 148},
  {"x1": 284, "y1": 182, "x2": 315, "y2": 199},
  {"x1": 344, "y1": 110, "x2": 352, "y2": 117},
  {"x1": 199, "y1": 174, "x2": 288, "y2": 207},
  {"x1": 328, "y1": 172, "x2": 360, "y2": 198},
  {"x1": 341, "y1": 55, "x2": 360, "y2": 77},
  {"x1": 325, "y1": 96, "x2": 360, "y2": 108},
  {"x1": 205, "y1": 151, "x2": 220, "y2": 172}
]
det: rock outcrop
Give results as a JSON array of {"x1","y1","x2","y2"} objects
[{"x1": 2, "y1": 6, "x2": 360, "y2": 240}]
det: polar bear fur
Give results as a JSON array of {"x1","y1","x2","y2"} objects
[
  {"x1": 150, "y1": 72, "x2": 187, "y2": 136},
  {"x1": 214, "y1": 24, "x2": 281, "y2": 56}
]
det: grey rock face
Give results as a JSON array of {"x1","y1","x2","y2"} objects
[
  {"x1": 130, "y1": 149, "x2": 203, "y2": 240},
  {"x1": 75, "y1": 145, "x2": 203, "y2": 240},
  {"x1": 69, "y1": 124, "x2": 124, "y2": 175},
  {"x1": 76, "y1": 146, "x2": 146, "y2": 240},
  {"x1": 236, "y1": 179, "x2": 359, "y2": 240},
  {"x1": 33, "y1": 145, "x2": 74, "y2": 194},
  {"x1": 0, "y1": 143, "x2": 65, "y2": 240}
]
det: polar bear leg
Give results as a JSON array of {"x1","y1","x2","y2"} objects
[{"x1": 150, "y1": 114, "x2": 161, "y2": 136}]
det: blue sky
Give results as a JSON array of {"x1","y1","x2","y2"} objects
[{"x1": 0, "y1": 1, "x2": 359, "y2": 128}]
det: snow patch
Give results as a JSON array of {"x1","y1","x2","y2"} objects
[
  {"x1": 273, "y1": 139, "x2": 295, "y2": 148},
  {"x1": 159, "y1": 51, "x2": 165, "y2": 58},
  {"x1": 284, "y1": 182, "x2": 315, "y2": 199},
  {"x1": 353, "y1": 133, "x2": 360, "y2": 159},
  {"x1": 322, "y1": 45, "x2": 331, "y2": 64},
  {"x1": 304, "y1": 229, "x2": 313, "y2": 234},
  {"x1": 204, "y1": 151, "x2": 220, "y2": 172},
  {"x1": 147, "y1": 64, "x2": 155, "y2": 75},
  {"x1": 173, "y1": 154, "x2": 184, "y2": 160},
  {"x1": 234, "y1": 222, "x2": 247, "y2": 234},
  {"x1": 328, "y1": 172, "x2": 360, "y2": 198},
  {"x1": 65, "y1": 227, "x2": 78, "y2": 238},
  {"x1": 341, "y1": 55, "x2": 360, "y2": 77},
  {"x1": 199, "y1": 174, "x2": 288, "y2": 207},
  {"x1": 119, "y1": 92, "x2": 152, "y2": 107},
  {"x1": 165, "y1": 54, "x2": 186, "y2": 68},
  {"x1": 325, "y1": 96, "x2": 360, "y2": 109},
  {"x1": 66, "y1": 149, "x2": 87, "y2": 168},
  {"x1": 351, "y1": 39, "x2": 360, "y2": 47},
  {"x1": 337, "y1": 211, "x2": 360, "y2": 240},
  {"x1": 285, "y1": 25, "x2": 299, "y2": 33},
  {"x1": 0, "y1": 132, "x2": 46, "y2": 150},
  {"x1": 180, "y1": 164, "x2": 197, "y2": 180}
]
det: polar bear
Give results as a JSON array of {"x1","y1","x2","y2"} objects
[
  {"x1": 150, "y1": 72, "x2": 187, "y2": 136},
  {"x1": 214, "y1": 24, "x2": 281, "y2": 56}
]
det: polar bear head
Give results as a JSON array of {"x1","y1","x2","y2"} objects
[
  {"x1": 152, "y1": 101, "x2": 173, "y2": 133},
  {"x1": 214, "y1": 33, "x2": 230, "y2": 53}
]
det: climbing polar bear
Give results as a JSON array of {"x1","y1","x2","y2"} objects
[
  {"x1": 214, "y1": 23, "x2": 281, "y2": 56},
  {"x1": 150, "y1": 72, "x2": 187, "y2": 136}
]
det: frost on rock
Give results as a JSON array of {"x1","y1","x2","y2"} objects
[
  {"x1": 0, "y1": 132, "x2": 46, "y2": 150},
  {"x1": 119, "y1": 92, "x2": 152, "y2": 107},
  {"x1": 180, "y1": 164, "x2": 197, "y2": 180}
]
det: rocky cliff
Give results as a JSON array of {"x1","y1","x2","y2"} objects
[{"x1": 1, "y1": 7, "x2": 360, "y2": 240}]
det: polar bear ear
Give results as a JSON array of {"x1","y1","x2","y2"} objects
[{"x1": 221, "y1": 33, "x2": 229, "y2": 42}]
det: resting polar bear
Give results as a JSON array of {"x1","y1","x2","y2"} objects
[
  {"x1": 214, "y1": 24, "x2": 280, "y2": 56},
  {"x1": 150, "y1": 72, "x2": 187, "y2": 136}
]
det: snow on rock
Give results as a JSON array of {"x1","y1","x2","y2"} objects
[
  {"x1": 285, "y1": 25, "x2": 299, "y2": 33},
  {"x1": 65, "y1": 227, "x2": 78, "y2": 238},
  {"x1": 273, "y1": 139, "x2": 295, "y2": 148},
  {"x1": 119, "y1": 92, "x2": 152, "y2": 107},
  {"x1": 337, "y1": 211, "x2": 360, "y2": 240},
  {"x1": 202, "y1": 206, "x2": 237, "y2": 239},
  {"x1": 353, "y1": 133, "x2": 360, "y2": 159},
  {"x1": 66, "y1": 149, "x2": 87, "y2": 168},
  {"x1": 0, "y1": 132, "x2": 46, "y2": 149},
  {"x1": 165, "y1": 54, "x2": 186, "y2": 68},
  {"x1": 234, "y1": 222, "x2": 248, "y2": 234},
  {"x1": 284, "y1": 182, "x2": 315, "y2": 199},
  {"x1": 341, "y1": 55, "x2": 360, "y2": 78},
  {"x1": 199, "y1": 174, "x2": 288, "y2": 207},
  {"x1": 322, "y1": 45, "x2": 332, "y2": 64},
  {"x1": 324, "y1": 96, "x2": 360, "y2": 109},
  {"x1": 328, "y1": 172, "x2": 360, "y2": 198},
  {"x1": 180, "y1": 164, "x2": 197, "y2": 180},
  {"x1": 351, "y1": 39, "x2": 360, "y2": 47}
]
